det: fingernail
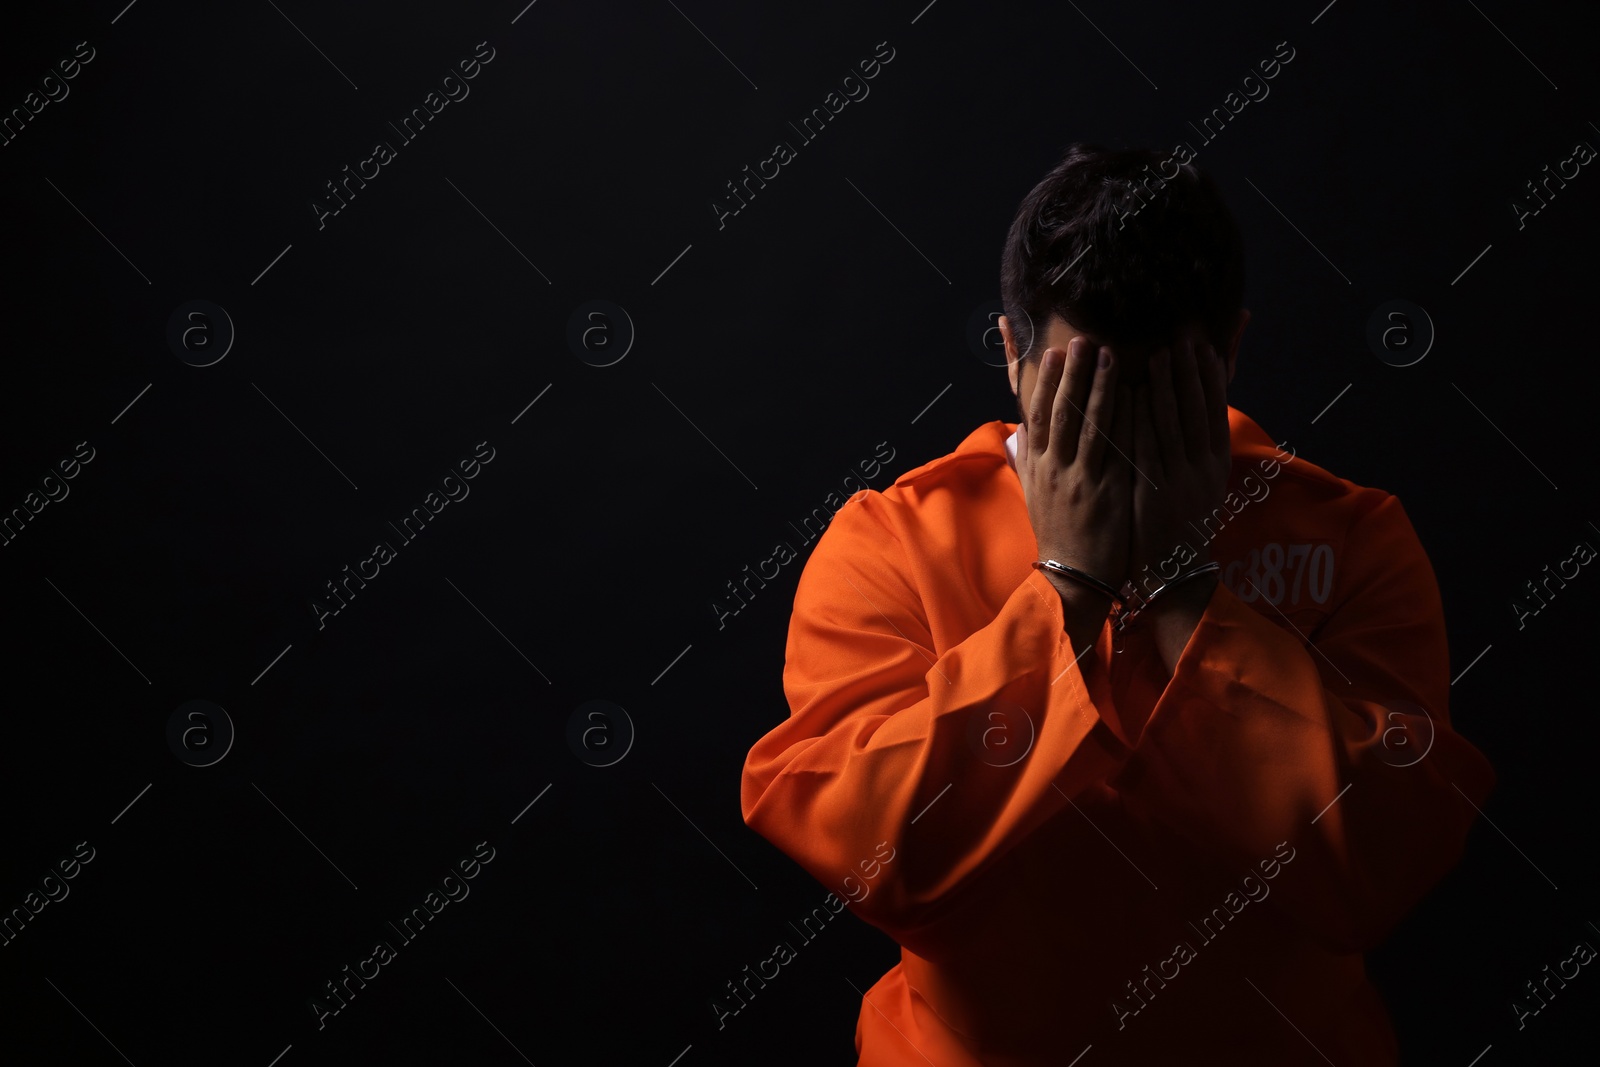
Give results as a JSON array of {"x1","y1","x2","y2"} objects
[{"x1": 1099, "y1": 346, "x2": 1111, "y2": 369}]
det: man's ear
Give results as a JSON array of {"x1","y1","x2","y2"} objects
[{"x1": 1000, "y1": 315, "x2": 1020, "y2": 396}]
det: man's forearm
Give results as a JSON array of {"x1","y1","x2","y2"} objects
[
  {"x1": 1144, "y1": 571, "x2": 1219, "y2": 677},
  {"x1": 1042, "y1": 566, "x2": 1216, "y2": 683},
  {"x1": 1043, "y1": 574, "x2": 1113, "y2": 673}
]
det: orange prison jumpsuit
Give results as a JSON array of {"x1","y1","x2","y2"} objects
[{"x1": 741, "y1": 408, "x2": 1496, "y2": 1066}]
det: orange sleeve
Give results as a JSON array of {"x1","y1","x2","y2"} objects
[
  {"x1": 740, "y1": 493, "x2": 1128, "y2": 945},
  {"x1": 1113, "y1": 492, "x2": 1497, "y2": 954}
]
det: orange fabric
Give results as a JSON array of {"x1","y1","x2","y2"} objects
[{"x1": 741, "y1": 408, "x2": 1496, "y2": 1066}]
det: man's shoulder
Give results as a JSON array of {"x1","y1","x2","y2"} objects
[
  {"x1": 861, "y1": 420, "x2": 1016, "y2": 529},
  {"x1": 1228, "y1": 407, "x2": 1394, "y2": 516},
  {"x1": 882, "y1": 419, "x2": 1014, "y2": 492},
  {"x1": 809, "y1": 421, "x2": 1014, "y2": 564}
]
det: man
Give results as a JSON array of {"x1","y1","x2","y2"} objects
[{"x1": 740, "y1": 143, "x2": 1495, "y2": 1065}]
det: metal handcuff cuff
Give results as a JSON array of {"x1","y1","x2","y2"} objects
[{"x1": 1031, "y1": 558, "x2": 1221, "y2": 651}]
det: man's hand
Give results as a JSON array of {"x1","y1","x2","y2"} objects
[
  {"x1": 1015, "y1": 337, "x2": 1133, "y2": 656},
  {"x1": 1126, "y1": 331, "x2": 1232, "y2": 595}
]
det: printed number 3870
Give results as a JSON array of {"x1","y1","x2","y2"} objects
[{"x1": 1225, "y1": 543, "x2": 1333, "y2": 606}]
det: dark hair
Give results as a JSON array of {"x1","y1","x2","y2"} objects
[{"x1": 1000, "y1": 142, "x2": 1244, "y2": 379}]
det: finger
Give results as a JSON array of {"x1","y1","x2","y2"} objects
[
  {"x1": 1133, "y1": 384, "x2": 1162, "y2": 484},
  {"x1": 1051, "y1": 337, "x2": 1095, "y2": 466},
  {"x1": 1147, "y1": 345, "x2": 1184, "y2": 473},
  {"x1": 1026, "y1": 345, "x2": 1065, "y2": 458},
  {"x1": 1200, "y1": 342, "x2": 1230, "y2": 456},
  {"x1": 1173, "y1": 333, "x2": 1209, "y2": 461},
  {"x1": 1015, "y1": 418, "x2": 1027, "y2": 485},
  {"x1": 1077, "y1": 344, "x2": 1119, "y2": 472},
  {"x1": 1110, "y1": 382, "x2": 1134, "y2": 481}
]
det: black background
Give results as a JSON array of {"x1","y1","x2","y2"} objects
[{"x1": 1, "y1": 1, "x2": 1596, "y2": 1064}]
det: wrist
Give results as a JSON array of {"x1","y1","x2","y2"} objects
[
  {"x1": 1143, "y1": 569, "x2": 1217, "y2": 676},
  {"x1": 1129, "y1": 542, "x2": 1213, "y2": 592},
  {"x1": 1145, "y1": 568, "x2": 1218, "y2": 620},
  {"x1": 1044, "y1": 573, "x2": 1114, "y2": 652},
  {"x1": 1045, "y1": 572, "x2": 1114, "y2": 615}
]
